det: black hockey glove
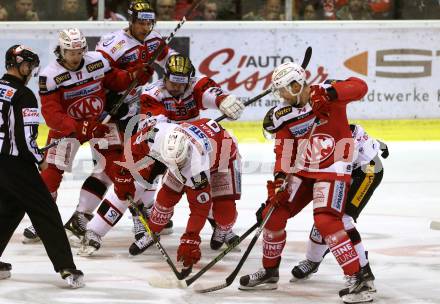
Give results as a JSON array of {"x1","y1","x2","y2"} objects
[
  {"x1": 255, "y1": 202, "x2": 267, "y2": 225},
  {"x1": 378, "y1": 140, "x2": 389, "y2": 159}
]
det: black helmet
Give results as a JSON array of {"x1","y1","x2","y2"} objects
[
  {"x1": 164, "y1": 54, "x2": 195, "y2": 84},
  {"x1": 128, "y1": 0, "x2": 155, "y2": 23},
  {"x1": 5, "y1": 45, "x2": 40, "y2": 70}
]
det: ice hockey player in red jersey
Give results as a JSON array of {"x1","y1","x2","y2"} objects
[
  {"x1": 238, "y1": 61, "x2": 373, "y2": 304},
  {"x1": 79, "y1": 117, "x2": 241, "y2": 267},
  {"x1": 140, "y1": 54, "x2": 245, "y2": 122},
  {"x1": 22, "y1": 28, "x2": 149, "y2": 244},
  {"x1": 58, "y1": 0, "x2": 178, "y2": 248},
  {"x1": 289, "y1": 124, "x2": 388, "y2": 290},
  {"x1": 123, "y1": 54, "x2": 245, "y2": 254}
]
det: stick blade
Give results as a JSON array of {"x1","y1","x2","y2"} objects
[
  {"x1": 301, "y1": 46, "x2": 313, "y2": 69},
  {"x1": 193, "y1": 281, "x2": 228, "y2": 293}
]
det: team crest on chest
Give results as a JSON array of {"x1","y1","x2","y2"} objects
[{"x1": 67, "y1": 95, "x2": 104, "y2": 119}]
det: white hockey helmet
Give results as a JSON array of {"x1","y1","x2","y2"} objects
[
  {"x1": 160, "y1": 128, "x2": 191, "y2": 169},
  {"x1": 58, "y1": 28, "x2": 87, "y2": 58},
  {"x1": 271, "y1": 61, "x2": 306, "y2": 103}
]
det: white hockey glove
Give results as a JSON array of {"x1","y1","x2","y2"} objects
[{"x1": 219, "y1": 95, "x2": 245, "y2": 120}]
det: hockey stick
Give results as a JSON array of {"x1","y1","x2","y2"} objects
[
  {"x1": 101, "y1": 0, "x2": 206, "y2": 124},
  {"x1": 214, "y1": 46, "x2": 313, "y2": 123},
  {"x1": 127, "y1": 195, "x2": 192, "y2": 280},
  {"x1": 194, "y1": 206, "x2": 276, "y2": 293},
  {"x1": 195, "y1": 117, "x2": 320, "y2": 293},
  {"x1": 181, "y1": 221, "x2": 259, "y2": 287},
  {"x1": 40, "y1": 1, "x2": 205, "y2": 153}
]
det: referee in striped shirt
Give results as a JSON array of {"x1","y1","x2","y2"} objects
[{"x1": 0, "y1": 45, "x2": 84, "y2": 288}]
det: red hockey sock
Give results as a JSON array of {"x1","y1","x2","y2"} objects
[
  {"x1": 314, "y1": 213, "x2": 360, "y2": 275},
  {"x1": 212, "y1": 198, "x2": 237, "y2": 230},
  {"x1": 262, "y1": 230, "x2": 286, "y2": 269}
]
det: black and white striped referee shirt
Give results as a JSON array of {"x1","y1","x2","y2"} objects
[{"x1": 0, "y1": 73, "x2": 43, "y2": 164}]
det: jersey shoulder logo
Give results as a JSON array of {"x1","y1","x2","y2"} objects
[
  {"x1": 54, "y1": 72, "x2": 71, "y2": 85},
  {"x1": 22, "y1": 108, "x2": 39, "y2": 125},
  {"x1": 86, "y1": 60, "x2": 105, "y2": 73},
  {"x1": 0, "y1": 84, "x2": 17, "y2": 102},
  {"x1": 102, "y1": 35, "x2": 116, "y2": 47},
  {"x1": 274, "y1": 106, "x2": 293, "y2": 119}
]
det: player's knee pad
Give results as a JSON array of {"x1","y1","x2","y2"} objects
[
  {"x1": 212, "y1": 198, "x2": 237, "y2": 229},
  {"x1": 156, "y1": 184, "x2": 183, "y2": 208},
  {"x1": 309, "y1": 224, "x2": 326, "y2": 245},
  {"x1": 263, "y1": 205, "x2": 290, "y2": 231},
  {"x1": 262, "y1": 229, "x2": 286, "y2": 269},
  {"x1": 313, "y1": 212, "x2": 344, "y2": 237},
  {"x1": 40, "y1": 165, "x2": 64, "y2": 193}
]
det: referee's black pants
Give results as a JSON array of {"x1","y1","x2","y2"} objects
[{"x1": 0, "y1": 155, "x2": 76, "y2": 272}]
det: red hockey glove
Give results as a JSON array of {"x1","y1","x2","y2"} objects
[
  {"x1": 128, "y1": 63, "x2": 155, "y2": 85},
  {"x1": 112, "y1": 162, "x2": 135, "y2": 201},
  {"x1": 75, "y1": 120, "x2": 110, "y2": 142},
  {"x1": 177, "y1": 232, "x2": 201, "y2": 267},
  {"x1": 266, "y1": 179, "x2": 290, "y2": 208},
  {"x1": 309, "y1": 85, "x2": 332, "y2": 120}
]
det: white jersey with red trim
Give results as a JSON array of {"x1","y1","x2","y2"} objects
[
  {"x1": 140, "y1": 77, "x2": 227, "y2": 122},
  {"x1": 351, "y1": 124, "x2": 380, "y2": 169},
  {"x1": 132, "y1": 118, "x2": 237, "y2": 189},
  {"x1": 96, "y1": 29, "x2": 175, "y2": 71},
  {"x1": 39, "y1": 51, "x2": 112, "y2": 121}
]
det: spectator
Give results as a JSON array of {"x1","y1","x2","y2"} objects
[
  {"x1": 369, "y1": 0, "x2": 394, "y2": 19},
  {"x1": 196, "y1": 1, "x2": 218, "y2": 20},
  {"x1": 55, "y1": 0, "x2": 87, "y2": 21},
  {"x1": 174, "y1": 0, "x2": 199, "y2": 20},
  {"x1": 397, "y1": 0, "x2": 440, "y2": 19},
  {"x1": 156, "y1": 0, "x2": 176, "y2": 20},
  {"x1": 7, "y1": 0, "x2": 39, "y2": 21},
  {"x1": 217, "y1": 0, "x2": 240, "y2": 20},
  {"x1": 336, "y1": 0, "x2": 372, "y2": 19},
  {"x1": 243, "y1": 0, "x2": 285, "y2": 21},
  {"x1": 0, "y1": 4, "x2": 8, "y2": 21},
  {"x1": 88, "y1": 0, "x2": 127, "y2": 20},
  {"x1": 299, "y1": 0, "x2": 324, "y2": 20}
]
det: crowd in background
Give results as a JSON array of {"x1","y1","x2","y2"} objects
[{"x1": 0, "y1": 0, "x2": 439, "y2": 22}]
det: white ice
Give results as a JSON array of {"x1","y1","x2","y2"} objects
[{"x1": 1, "y1": 142, "x2": 439, "y2": 304}]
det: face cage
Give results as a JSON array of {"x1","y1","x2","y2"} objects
[{"x1": 272, "y1": 81, "x2": 304, "y2": 105}]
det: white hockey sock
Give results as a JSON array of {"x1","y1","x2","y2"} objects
[
  {"x1": 76, "y1": 189, "x2": 102, "y2": 214},
  {"x1": 305, "y1": 240, "x2": 328, "y2": 263},
  {"x1": 355, "y1": 243, "x2": 368, "y2": 267}
]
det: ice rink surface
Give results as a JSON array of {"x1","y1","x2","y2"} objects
[{"x1": 1, "y1": 142, "x2": 439, "y2": 304}]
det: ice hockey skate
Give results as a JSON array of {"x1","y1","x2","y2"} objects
[
  {"x1": 78, "y1": 230, "x2": 102, "y2": 256},
  {"x1": 22, "y1": 225, "x2": 40, "y2": 244},
  {"x1": 60, "y1": 268, "x2": 84, "y2": 289},
  {"x1": 239, "y1": 267, "x2": 279, "y2": 290},
  {"x1": 64, "y1": 211, "x2": 93, "y2": 247},
  {"x1": 339, "y1": 267, "x2": 375, "y2": 304},
  {"x1": 128, "y1": 232, "x2": 156, "y2": 256},
  {"x1": 290, "y1": 259, "x2": 321, "y2": 282}
]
